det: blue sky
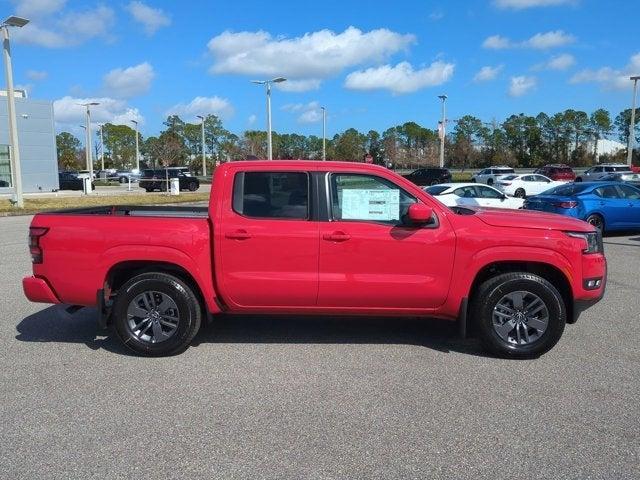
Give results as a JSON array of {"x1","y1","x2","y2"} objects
[{"x1": 4, "y1": 0, "x2": 640, "y2": 140}]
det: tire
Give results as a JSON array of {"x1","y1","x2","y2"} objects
[
  {"x1": 430, "y1": 180, "x2": 439, "y2": 186},
  {"x1": 144, "y1": 188, "x2": 152, "y2": 193},
  {"x1": 119, "y1": 177, "x2": 127, "y2": 184},
  {"x1": 585, "y1": 213, "x2": 605, "y2": 232},
  {"x1": 112, "y1": 272, "x2": 202, "y2": 356},
  {"x1": 470, "y1": 178, "x2": 476, "y2": 183},
  {"x1": 575, "y1": 177, "x2": 582, "y2": 182},
  {"x1": 487, "y1": 178, "x2": 494, "y2": 186},
  {"x1": 514, "y1": 188, "x2": 526, "y2": 198},
  {"x1": 471, "y1": 272, "x2": 566, "y2": 359},
  {"x1": 187, "y1": 181, "x2": 198, "y2": 192}
]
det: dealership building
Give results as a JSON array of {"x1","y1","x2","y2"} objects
[{"x1": 0, "y1": 90, "x2": 58, "y2": 194}]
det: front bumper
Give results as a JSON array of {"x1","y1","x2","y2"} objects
[
  {"x1": 571, "y1": 253, "x2": 607, "y2": 323},
  {"x1": 22, "y1": 276, "x2": 60, "y2": 304}
]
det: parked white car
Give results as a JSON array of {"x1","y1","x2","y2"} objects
[
  {"x1": 471, "y1": 166, "x2": 516, "y2": 186},
  {"x1": 424, "y1": 183, "x2": 524, "y2": 209},
  {"x1": 496, "y1": 174, "x2": 565, "y2": 198}
]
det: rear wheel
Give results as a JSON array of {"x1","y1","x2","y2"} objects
[
  {"x1": 487, "y1": 178, "x2": 494, "y2": 186},
  {"x1": 119, "y1": 176, "x2": 127, "y2": 184},
  {"x1": 112, "y1": 272, "x2": 202, "y2": 356},
  {"x1": 575, "y1": 177, "x2": 582, "y2": 182},
  {"x1": 144, "y1": 187, "x2": 152, "y2": 193},
  {"x1": 188, "y1": 181, "x2": 198, "y2": 191},
  {"x1": 586, "y1": 213, "x2": 604, "y2": 232},
  {"x1": 514, "y1": 188, "x2": 526, "y2": 198},
  {"x1": 471, "y1": 272, "x2": 566, "y2": 358}
]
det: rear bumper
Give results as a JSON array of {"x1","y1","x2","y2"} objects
[{"x1": 22, "y1": 276, "x2": 60, "y2": 304}]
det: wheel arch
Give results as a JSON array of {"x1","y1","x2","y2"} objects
[{"x1": 468, "y1": 260, "x2": 574, "y2": 324}]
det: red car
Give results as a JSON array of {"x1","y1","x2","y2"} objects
[
  {"x1": 534, "y1": 164, "x2": 576, "y2": 181},
  {"x1": 23, "y1": 161, "x2": 606, "y2": 358}
]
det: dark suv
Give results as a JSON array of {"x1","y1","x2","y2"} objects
[
  {"x1": 402, "y1": 167, "x2": 452, "y2": 186},
  {"x1": 139, "y1": 167, "x2": 200, "y2": 192},
  {"x1": 534, "y1": 164, "x2": 576, "y2": 181}
]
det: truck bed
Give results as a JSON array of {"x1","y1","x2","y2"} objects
[{"x1": 47, "y1": 205, "x2": 209, "y2": 218}]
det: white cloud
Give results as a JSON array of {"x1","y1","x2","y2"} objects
[
  {"x1": 282, "y1": 101, "x2": 323, "y2": 124},
  {"x1": 126, "y1": 1, "x2": 171, "y2": 36},
  {"x1": 102, "y1": 62, "x2": 155, "y2": 98},
  {"x1": 494, "y1": 0, "x2": 576, "y2": 9},
  {"x1": 539, "y1": 53, "x2": 576, "y2": 70},
  {"x1": 53, "y1": 96, "x2": 144, "y2": 127},
  {"x1": 207, "y1": 27, "x2": 416, "y2": 92},
  {"x1": 275, "y1": 79, "x2": 322, "y2": 92},
  {"x1": 344, "y1": 61, "x2": 454, "y2": 94},
  {"x1": 483, "y1": 30, "x2": 575, "y2": 50},
  {"x1": 429, "y1": 11, "x2": 444, "y2": 21},
  {"x1": 165, "y1": 96, "x2": 234, "y2": 120},
  {"x1": 26, "y1": 69, "x2": 48, "y2": 81},
  {"x1": 524, "y1": 30, "x2": 575, "y2": 49},
  {"x1": 11, "y1": 3, "x2": 115, "y2": 48},
  {"x1": 474, "y1": 65, "x2": 503, "y2": 82},
  {"x1": 483, "y1": 35, "x2": 512, "y2": 49},
  {"x1": 12, "y1": 0, "x2": 66, "y2": 17},
  {"x1": 570, "y1": 52, "x2": 640, "y2": 90},
  {"x1": 247, "y1": 114, "x2": 257, "y2": 126},
  {"x1": 509, "y1": 76, "x2": 537, "y2": 96}
]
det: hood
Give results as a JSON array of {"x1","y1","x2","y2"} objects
[{"x1": 472, "y1": 207, "x2": 593, "y2": 232}]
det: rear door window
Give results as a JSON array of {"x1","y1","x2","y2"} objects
[
  {"x1": 617, "y1": 185, "x2": 640, "y2": 200},
  {"x1": 453, "y1": 186, "x2": 477, "y2": 198},
  {"x1": 233, "y1": 171, "x2": 309, "y2": 219},
  {"x1": 595, "y1": 186, "x2": 621, "y2": 199}
]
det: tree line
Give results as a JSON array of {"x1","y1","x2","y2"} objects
[{"x1": 56, "y1": 107, "x2": 639, "y2": 173}]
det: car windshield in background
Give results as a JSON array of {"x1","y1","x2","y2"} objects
[
  {"x1": 547, "y1": 183, "x2": 591, "y2": 196},
  {"x1": 497, "y1": 169, "x2": 515, "y2": 174},
  {"x1": 501, "y1": 175, "x2": 518, "y2": 180},
  {"x1": 613, "y1": 166, "x2": 633, "y2": 172},
  {"x1": 425, "y1": 185, "x2": 449, "y2": 195}
]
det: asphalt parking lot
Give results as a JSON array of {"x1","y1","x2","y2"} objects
[{"x1": 0, "y1": 214, "x2": 638, "y2": 479}]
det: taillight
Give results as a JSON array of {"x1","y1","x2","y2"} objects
[
  {"x1": 28, "y1": 227, "x2": 48, "y2": 264},
  {"x1": 552, "y1": 201, "x2": 578, "y2": 209}
]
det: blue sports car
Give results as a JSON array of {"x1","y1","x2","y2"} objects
[{"x1": 523, "y1": 181, "x2": 640, "y2": 232}]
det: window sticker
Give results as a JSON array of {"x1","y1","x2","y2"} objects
[{"x1": 341, "y1": 189, "x2": 400, "y2": 221}]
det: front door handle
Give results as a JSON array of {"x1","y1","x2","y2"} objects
[
  {"x1": 323, "y1": 232, "x2": 351, "y2": 242},
  {"x1": 226, "y1": 229, "x2": 251, "y2": 240}
]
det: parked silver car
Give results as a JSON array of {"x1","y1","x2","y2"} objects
[{"x1": 575, "y1": 164, "x2": 632, "y2": 182}]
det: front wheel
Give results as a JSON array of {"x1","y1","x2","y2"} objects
[
  {"x1": 112, "y1": 272, "x2": 202, "y2": 356},
  {"x1": 487, "y1": 178, "x2": 494, "y2": 186},
  {"x1": 471, "y1": 272, "x2": 566, "y2": 358},
  {"x1": 514, "y1": 188, "x2": 526, "y2": 198},
  {"x1": 187, "y1": 181, "x2": 198, "y2": 192}
]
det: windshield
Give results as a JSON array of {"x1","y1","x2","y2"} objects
[
  {"x1": 613, "y1": 166, "x2": 632, "y2": 172},
  {"x1": 544, "y1": 183, "x2": 591, "y2": 196},
  {"x1": 497, "y1": 168, "x2": 515, "y2": 174},
  {"x1": 501, "y1": 175, "x2": 518, "y2": 180},
  {"x1": 424, "y1": 185, "x2": 449, "y2": 195}
]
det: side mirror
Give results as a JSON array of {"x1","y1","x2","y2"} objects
[{"x1": 407, "y1": 203, "x2": 433, "y2": 224}]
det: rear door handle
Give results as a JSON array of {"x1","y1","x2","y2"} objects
[
  {"x1": 225, "y1": 230, "x2": 251, "y2": 240},
  {"x1": 323, "y1": 232, "x2": 351, "y2": 242}
]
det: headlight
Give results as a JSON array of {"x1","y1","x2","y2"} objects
[{"x1": 565, "y1": 231, "x2": 603, "y2": 254}]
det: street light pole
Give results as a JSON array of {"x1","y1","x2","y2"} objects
[
  {"x1": 130, "y1": 119, "x2": 139, "y2": 170},
  {"x1": 438, "y1": 94, "x2": 447, "y2": 168},
  {"x1": 321, "y1": 106, "x2": 326, "y2": 161},
  {"x1": 78, "y1": 102, "x2": 99, "y2": 191},
  {"x1": 627, "y1": 76, "x2": 640, "y2": 166},
  {"x1": 196, "y1": 115, "x2": 206, "y2": 177},
  {"x1": 251, "y1": 77, "x2": 287, "y2": 160},
  {"x1": 2, "y1": 16, "x2": 29, "y2": 208}
]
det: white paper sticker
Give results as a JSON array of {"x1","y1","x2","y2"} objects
[{"x1": 341, "y1": 189, "x2": 400, "y2": 221}]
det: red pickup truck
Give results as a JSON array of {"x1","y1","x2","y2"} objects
[{"x1": 23, "y1": 161, "x2": 606, "y2": 358}]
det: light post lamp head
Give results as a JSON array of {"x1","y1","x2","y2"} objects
[
  {"x1": 271, "y1": 77, "x2": 287, "y2": 83},
  {"x1": 631, "y1": 75, "x2": 640, "y2": 81},
  {"x1": 2, "y1": 16, "x2": 29, "y2": 28},
  {"x1": 438, "y1": 94, "x2": 447, "y2": 101}
]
